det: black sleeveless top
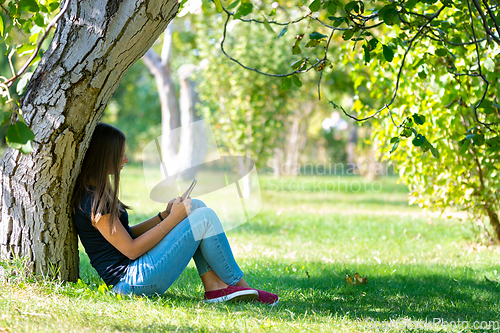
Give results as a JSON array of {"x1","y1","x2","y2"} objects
[{"x1": 73, "y1": 192, "x2": 135, "y2": 286}]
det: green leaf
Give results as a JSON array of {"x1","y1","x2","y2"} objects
[
  {"x1": 483, "y1": 57, "x2": 495, "y2": 72},
  {"x1": 34, "y1": 13, "x2": 45, "y2": 27},
  {"x1": 17, "y1": 72, "x2": 33, "y2": 95},
  {"x1": 278, "y1": 26, "x2": 288, "y2": 39},
  {"x1": 48, "y1": 1, "x2": 60, "y2": 11},
  {"x1": 305, "y1": 39, "x2": 321, "y2": 48},
  {"x1": 382, "y1": 45, "x2": 394, "y2": 62},
  {"x1": 380, "y1": 6, "x2": 398, "y2": 25},
  {"x1": 17, "y1": 43, "x2": 37, "y2": 57},
  {"x1": 401, "y1": 128, "x2": 412, "y2": 138},
  {"x1": 418, "y1": 70, "x2": 427, "y2": 79},
  {"x1": 412, "y1": 134, "x2": 425, "y2": 147},
  {"x1": 0, "y1": 14, "x2": 4, "y2": 37},
  {"x1": 261, "y1": 15, "x2": 274, "y2": 33},
  {"x1": 362, "y1": 44, "x2": 370, "y2": 63},
  {"x1": 473, "y1": 133, "x2": 485, "y2": 146},
  {"x1": 38, "y1": 4, "x2": 49, "y2": 13},
  {"x1": 309, "y1": 0, "x2": 321, "y2": 12},
  {"x1": 390, "y1": 137, "x2": 399, "y2": 143},
  {"x1": 18, "y1": 0, "x2": 39, "y2": 12},
  {"x1": 213, "y1": 0, "x2": 223, "y2": 13},
  {"x1": 281, "y1": 77, "x2": 292, "y2": 91},
  {"x1": 292, "y1": 42, "x2": 302, "y2": 55},
  {"x1": 6, "y1": 122, "x2": 35, "y2": 150},
  {"x1": 309, "y1": 31, "x2": 328, "y2": 40},
  {"x1": 327, "y1": 1, "x2": 337, "y2": 14},
  {"x1": 227, "y1": 0, "x2": 240, "y2": 10},
  {"x1": 430, "y1": 145, "x2": 440, "y2": 158},
  {"x1": 435, "y1": 48, "x2": 447, "y2": 57},
  {"x1": 404, "y1": 0, "x2": 419, "y2": 10},
  {"x1": 292, "y1": 75, "x2": 302, "y2": 87},
  {"x1": 20, "y1": 140, "x2": 33, "y2": 154},
  {"x1": 412, "y1": 113, "x2": 426, "y2": 125},
  {"x1": 390, "y1": 138, "x2": 400, "y2": 154},
  {"x1": 1, "y1": 110, "x2": 11, "y2": 126},
  {"x1": 342, "y1": 29, "x2": 354, "y2": 41},
  {"x1": 329, "y1": 16, "x2": 347, "y2": 27},
  {"x1": 345, "y1": 1, "x2": 359, "y2": 13},
  {"x1": 290, "y1": 58, "x2": 306, "y2": 70},
  {"x1": 234, "y1": 2, "x2": 253, "y2": 19},
  {"x1": 486, "y1": 144, "x2": 500, "y2": 155},
  {"x1": 368, "y1": 38, "x2": 379, "y2": 50},
  {"x1": 459, "y1": 139, "x2": 471, "y2": 154}
]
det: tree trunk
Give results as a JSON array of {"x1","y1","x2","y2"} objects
[
  {"x1": 0, "y1": 0, "x2": 179, "y2": 281},
  {"x1": 177, "y1": 64, "x2": 206, "y2": 178},
  {"x1": 485, "y1": 205, "x2": 500, "y2": 242},
  {"x1": 282, "y1": 104, "x2": 313, "y2": 176},
  {"x1": 142, "y1": 25, "x2": 181, "y2": 161}
]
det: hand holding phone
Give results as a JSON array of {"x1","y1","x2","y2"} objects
[{"x1": 181, "y1": 178, "x2": 197, "y2": 201}]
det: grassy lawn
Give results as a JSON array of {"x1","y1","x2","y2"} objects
[{"x1": 1, "y1": 163, "x2": 499, "y2": 332}]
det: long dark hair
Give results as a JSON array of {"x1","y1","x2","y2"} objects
[{"x1": 72, "y1": 123, "x2": 130, "y2": 232}]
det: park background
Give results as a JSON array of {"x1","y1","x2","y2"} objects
[{"x1": 1, "y1": 0, "x2": 500, "y2": 331}]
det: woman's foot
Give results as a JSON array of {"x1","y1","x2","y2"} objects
[
  {"x1": 253, "y1": 289, "x2": 279, "y2": 306},
  {"x1": 204, "y1": 286, "x2": 258, "y2": 303}
]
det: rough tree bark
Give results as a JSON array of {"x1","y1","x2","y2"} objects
[{"x1": 0, "y1": 0, "x2": 179, "y2": 281}]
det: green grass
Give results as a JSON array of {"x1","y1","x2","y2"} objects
[{"x1": 1, "y1": 163, "x2": 499, "y2": 332}]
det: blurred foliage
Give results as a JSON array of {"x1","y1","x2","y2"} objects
[
  {"x1": 330, "y1": 1, "x2": 500, "y2": 240},
  {"x1": 0, "y1": 0, "x2": 60, "y2": 154},
  {"x1": 101, "y1": 61, "x2": 162, "y2": 158}
]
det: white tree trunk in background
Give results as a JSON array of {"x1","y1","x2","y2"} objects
[
  {"x1": 0, "y1": 0, "x2": 179, "y2": 281},
  {"x1": 142, "y1": 25, "x2": 181, "y2": 162},
  {"x1": 280, "y1": 104, "x2": 314, "y2": 176},
  {"x1": 143, "y1": 29, "x2": 205, "y2": 178},
  {"x1": 177, "y1": 64, "x2": 206, "y2": 177}
]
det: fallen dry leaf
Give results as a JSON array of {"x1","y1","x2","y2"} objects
[{"x1": 345, "y1": 272, "x2": 368, "y2": 286}]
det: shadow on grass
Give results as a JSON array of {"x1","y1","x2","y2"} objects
[
  {"x1": 77, "y1": 254, "x2": 499, "y2": 331},
  {"x1": 185, "y1": 262, "x2": 499, "y2": 329}
]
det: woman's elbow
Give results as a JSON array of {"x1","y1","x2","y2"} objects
[{"x1": 122, "y1": 249, "x2": 141, "y2": 261}]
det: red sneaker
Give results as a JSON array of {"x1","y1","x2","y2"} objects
[
  {"x1": 254, "y1": 289, "x2": 279, "y2": 306},
  {"x1": 204, "y1": 286, "x2": 259, "y2": 303}
]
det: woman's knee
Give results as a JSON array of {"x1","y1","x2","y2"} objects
[
  {"x1": 191, "y1": 199, "x2": 207, "y2": 211},
  {"x1": 189, "y1": 207, "x2": 224, "y2": 238}
]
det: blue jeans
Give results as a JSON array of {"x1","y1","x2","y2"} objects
[{"x1": 112, "y1": 199, "x2": 244, "y2": 296}]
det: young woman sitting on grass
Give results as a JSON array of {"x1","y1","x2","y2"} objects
[{"x1": 71, "y1": 123, "x2": 278, "y2": 305}]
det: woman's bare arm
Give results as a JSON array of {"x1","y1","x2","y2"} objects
[
  {"x1": 95, "y1": 198, "x2": 191, "y2": 260},
  {"x1": 130, "y1": 198, "x2": 176, "y2": 237}
]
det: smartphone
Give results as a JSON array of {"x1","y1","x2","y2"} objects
[{"x1": 181, "y1": 178, "x2": 197, "y2": 201}]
